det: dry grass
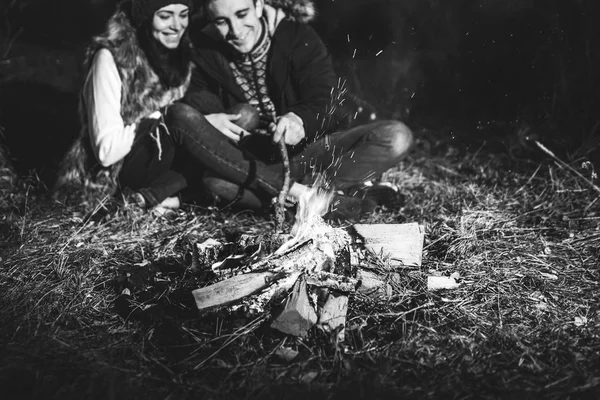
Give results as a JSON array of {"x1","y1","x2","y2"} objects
[{"x1": 1, "y1": 128, "x2": 600, "y2": 400}]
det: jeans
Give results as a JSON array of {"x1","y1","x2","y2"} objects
[
  {"x1": 289, "y1": 119, "x2": 414, "y2": 189},
  {"x1": 120, "y1": 102, "x2": 413, "y2": 208}
]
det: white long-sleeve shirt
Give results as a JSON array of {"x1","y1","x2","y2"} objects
[{"x1": 83, "y1": 49, "x2": 137, "y2": 167}]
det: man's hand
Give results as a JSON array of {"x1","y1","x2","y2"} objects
[
  {"x1": 148, "y1": 110, "x2": 162, "y2": 119},
  {"x1": 270, "y1": 112, "x2": 305, "y2": 145},
  {"x1": 205, "y1": 113, "x2": 249, "y2": 142}
]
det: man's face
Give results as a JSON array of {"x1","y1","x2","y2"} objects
[{"x1": 207, "y1": 0, "x2": 264, "y2": 54}]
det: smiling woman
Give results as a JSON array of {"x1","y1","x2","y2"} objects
[
  {"x1": 54, "y1": 0, "x2": 198, "y2": 211},
  {"x1": 150, "y1": 4, "x2": 190, "y2": 49}
]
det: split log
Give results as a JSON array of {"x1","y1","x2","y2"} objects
[
  {"x1": 271, "y1": 276, "x2": 317, "y2": 337},
  {"x1": 192, "y1": 271, "x2": 283, "y2": 311},
  {"x1": 318, "y1": 291, "x2": 348, "y2": 341},
  {"x1": 270, "y1": 272, "x2": 354, "y2": 339},
  {"x1": 353, "y1": 223, "x2": 425, "y2": 267}
]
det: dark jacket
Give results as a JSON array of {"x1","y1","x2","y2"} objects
[{"x1": 183, "y1": 18, "x2": 341, "y2": 144}]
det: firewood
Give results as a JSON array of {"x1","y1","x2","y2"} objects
[
  {"x1": 250, "y1": 271, "x2": 302, "y2": 312},
  {"x1": 318, "y1": 291, "x2": 348, "y2": 341},
  {"x1": 353, "y1": 223, "x2": 425, "y2": 267},
  {"x1": 305, "y1": 271, "x2": 358, "y2": 292},
  {"x1": 190, "y1": 199, "x2": 358, "y2": 318},
  {"x1": 271, "y1": 276, "x2": 317, "y2": 337},
  {"x1": 192, "y1": 231, "x2": 350, "y2": 312},
  {"x1": 248, "y1": 239, "x2": 337, "y2": 275},
  {"x1": 192, "y1": 271, "x2": 283, "y2": 311},
  {"x1": 237, "y1": 233, "x2": 289, "y2": 253},
  {"x1": 248, "y1": 239, "x2": 312, "y2": 271}
]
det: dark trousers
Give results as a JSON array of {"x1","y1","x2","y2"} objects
[
  {"x1": 119, "y1": 125, "x2": 188, "y2": 207},
  {"x1": 119, "y1": 102, "x2": 413, "y2": 208}
]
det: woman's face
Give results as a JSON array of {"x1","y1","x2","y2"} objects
[{"x1": 152, "y1": 4, "x2": 190, "y2": 50}]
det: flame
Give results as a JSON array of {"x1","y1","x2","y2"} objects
[
  {"x1": 289, "y1": 185, "x2": 334, "y2": 241},
  {"x1": 274, "y1": 185, "x2": 332, "y2": 254},
  {"x1": 275, "y1": 175, "x2": 349, "y2": 275},
  {"x1": 245, "y1": 177, "x2": 351, "y2": 314}
]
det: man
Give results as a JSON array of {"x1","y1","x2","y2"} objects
[{"x1": 169, "y1": 0, "x2": 413, "y2": 220}]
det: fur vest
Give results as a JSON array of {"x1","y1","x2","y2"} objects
[{"x1": 54, "y1": 7, "x2": 191, "y2": 207}]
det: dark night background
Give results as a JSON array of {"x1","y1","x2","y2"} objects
[{"x1": 1, "y1": 0, "x2": 599, "y2": 184}]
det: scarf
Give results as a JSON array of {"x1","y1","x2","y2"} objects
[{"x1": 229, "y1": 17, "x2": 276, "y2": 120}]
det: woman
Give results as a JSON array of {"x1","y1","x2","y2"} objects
[{"x1": 55, "y1": 0, "x2": 195, "y2": 211}]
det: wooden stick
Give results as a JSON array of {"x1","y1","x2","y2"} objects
[{"x1": 275, "y1": 133, "x2": 291, "y2": 233}]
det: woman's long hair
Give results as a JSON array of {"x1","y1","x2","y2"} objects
[{"x1": 137, "y1": 18, "x2": 192, "y2": 88}]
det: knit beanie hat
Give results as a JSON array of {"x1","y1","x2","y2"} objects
[{"x1": 131, "y1": 0, "x2": 194, "y2": 28}]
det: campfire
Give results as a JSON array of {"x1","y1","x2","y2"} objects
[{"x1": 190, "y1": 183, "x2": 424, "y2": 339}]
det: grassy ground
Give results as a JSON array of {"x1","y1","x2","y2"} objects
[{"x1": 1, "y1": 127, "x2": 599, "y2": 400}]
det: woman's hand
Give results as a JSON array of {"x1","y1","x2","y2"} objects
[
  {"x1": 205, "y1": 113, "x2": 249, "y2": 142},
  {"x1": 270, "y1": 112, "x2": 305, "y2": 145}
]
